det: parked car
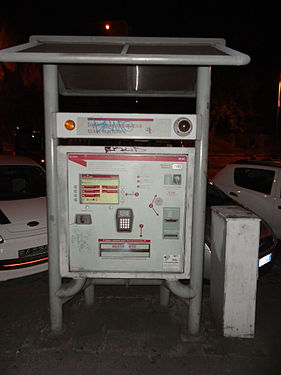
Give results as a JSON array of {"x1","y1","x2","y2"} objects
[
  {"x1": 203, "y1": 181, "x2": 277, "y2": 279},
  {"x1": 0, "y1": 155, "x2": 48, "y2": 281},
  {"x1": 213, "y1": 160, "x2": 281, "y2": 240}
]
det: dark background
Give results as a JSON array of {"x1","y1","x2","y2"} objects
[{"x1": 0, "y1": 1, "x2": 280, "y2": 157}]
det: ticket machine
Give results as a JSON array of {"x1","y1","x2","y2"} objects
[{"x1": 0, "y1": 35, "x2": 250, "y2": 334}]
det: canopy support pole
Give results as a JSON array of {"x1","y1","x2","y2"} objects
[
  {"x1": 43, "y1": 64, "x2": 62, "y2": 333},
  {"x1": 188, "y1": 66, "x2": 211, "y2": 335}
]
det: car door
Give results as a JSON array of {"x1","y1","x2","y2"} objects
[
  {"x1": 271, "y1": 168, "x2": 281, "y2": 239},
  {"x1": 228, "y1": 166, "x2": 277, "y2": 236}
]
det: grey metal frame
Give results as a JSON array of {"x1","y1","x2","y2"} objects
[
  {"x1": 43, "y1": 65, "x2": 61, "y2": 331},
  {"x1": 0, "y1": 36, "x2": 250, "y2": 66},
  {"x1": 189, "y1": 67, "x2": 211, "y2": 333},
  {"x1": 0, "y1": 36, "x2": 250, "y2": 335}
]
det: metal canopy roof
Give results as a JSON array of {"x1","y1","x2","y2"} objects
[
  {"x1": 0, "y1": 35, "x2": 250, "y2": 65},
  {"x1": 0, "y1": 36, "x2": 250, "y2": 97}
]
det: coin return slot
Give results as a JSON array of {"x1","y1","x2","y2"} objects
[{"x1": 75, "y1": 214, "x2": 92, "y2": 224}]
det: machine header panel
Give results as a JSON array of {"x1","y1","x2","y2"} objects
[{"x1": 57, "y1": 112, "x2": 197, "y2": 140}]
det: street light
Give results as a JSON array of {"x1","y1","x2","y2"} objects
[{"x1": 276, "y1": 74, "x2": 281, "y2": 133}]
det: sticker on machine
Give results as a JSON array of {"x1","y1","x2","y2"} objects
[{"x1": 163, "y1": 254, "x2": 181, "y2": 270}]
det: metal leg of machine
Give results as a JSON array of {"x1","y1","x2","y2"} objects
[
  {"x1": 43, "y1": 64, "x2": 63, "y2": 333},
  {"x1": 84, "y1": 283, "x2": 96, "y2": 306},
  {"x1": 188, "y1": 67, "x2": 211, "y2": 335},
  {"x1": 160, "y1": 284, "x2": 170, "y2": 306}
]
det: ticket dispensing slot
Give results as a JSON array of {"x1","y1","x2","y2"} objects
[{"x1": 100, "y1": 240, "x2": 150, "y2": 258}]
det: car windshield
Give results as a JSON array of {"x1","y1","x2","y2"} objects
[
  {"x1": 207, "y1": 182, "x2": 234, "y2": 206},
  {"x1": 0, "y1": 165, "x2": 46, "y2": 201}
]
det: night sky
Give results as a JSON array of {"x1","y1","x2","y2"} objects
[
  {"x1": 0, "y1": 1, "x2": 280, "y2": 132},
  {"x1": 1, "y1": 2, "x2": 279, "y2": 59}
]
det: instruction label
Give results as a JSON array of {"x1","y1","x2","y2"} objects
[{"x1": 163, "y1": 254, "x2": 181, "y2": 270}]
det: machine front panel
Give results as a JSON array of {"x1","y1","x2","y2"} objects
[{"x1": 67, "y1": 152, "x2": 189, "y2": 274}]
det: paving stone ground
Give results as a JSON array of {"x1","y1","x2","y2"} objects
[{"x1": 0, "y1": 251, "x2": 280, "y2": 375}]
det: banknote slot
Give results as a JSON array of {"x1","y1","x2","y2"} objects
[{"x1": 163, "y1": 207, "x2": 180, "y2": 240}]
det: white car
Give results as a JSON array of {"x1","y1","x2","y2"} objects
[
  {"x1": 213, "y1": 160, "x2": 281, "y2": 240},
  {"x1": 0, "y1": 155, "x2": 48, "y2": 281}
]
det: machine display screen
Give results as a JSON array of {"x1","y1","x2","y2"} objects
[
  {"x1": 118, "y1": 210, "x2": 130, "y2": 217},
  {"x1": 80, "y1": 174, "x2": 119, "y2": 204}
]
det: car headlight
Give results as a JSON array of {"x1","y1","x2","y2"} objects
[{"x1": 0, "y1": 235, "x2": 4, "y2": 244}]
